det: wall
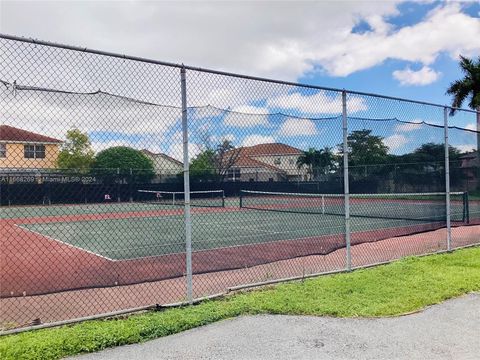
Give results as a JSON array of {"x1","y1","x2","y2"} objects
[
  {"x1": 0, "y1": 143, "x2": 60, "y2": 169},
  {"x1": 248, "y1": 154, "x2": 308, "y2": 180}
]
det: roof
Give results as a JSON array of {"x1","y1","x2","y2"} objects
[
  {"x1": 0, "y1": 125, "x2": 62, "y2": 143},
  {"x1": 141, "y1": 149, "x2": 183, "y2": 165},
  {"x1": 224, "y1": 143, "x2": 302, "y2": 173},
  {"x1": 459, "y1": 151, "x2": 478, "y2": 160},
  {"x1": 227, "y1": 142, "x2": 302, "y2": 161},
  {"x1": 239, "y1": 143, "x2": 303, "y2": 157}
]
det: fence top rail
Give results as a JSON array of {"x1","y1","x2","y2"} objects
[{"x1": 1, "y1": 33, "x2": 479, "y2": 115}]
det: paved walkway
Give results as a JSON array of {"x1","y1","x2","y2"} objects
[{"x1": 73, "y1": 293, "x2": 480, "y2": 360}]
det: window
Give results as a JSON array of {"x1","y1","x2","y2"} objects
[
  {"x1": 0, "y1": 144, "x2": 6, "y2": 158},
  {"x1": 274, "y1": 157, "x2": 281, "y2": 165},
  {"x1": 24, "y1": 144, "x2": 46, "y2": 159},
  {"x1": 289, "y1": 158, "x2": 295, "y2": 165},
  {"x1": 227, "y1": 168, "x2": 241, "y2": 180}
]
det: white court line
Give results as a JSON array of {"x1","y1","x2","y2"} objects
[
  {"x1": 14, "y1": 207, "x2": 464, "y2": 263},
  {"x1": 15, "y1": 224, "x2": 116, "y2": 262}
]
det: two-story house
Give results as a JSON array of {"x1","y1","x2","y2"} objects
[
  {"x1": 141, "y1": 149, "x2": 183, "y2": 182},
  {"x1": 0, "y1": 125, "x2": 62, "y2": 172},
  {"x1": 225, "y1": 143, "x2": 308, "y2": 182},
  {"x1": 459, "y1": 151, "x2": 479, "y2": 190}
]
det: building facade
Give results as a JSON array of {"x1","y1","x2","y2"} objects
[
  {"x1": 225, "y1": 143, "x2": 308, "y2": 182},
  {"x1": 141, "y1": 149, "x2": 183, "y2": 182},
  {"x1": 0, "y1": 125, "x2": 62, "y2": 170}
]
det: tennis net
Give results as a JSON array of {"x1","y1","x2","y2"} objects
[
  {"x1": 239, "y1": 190, "x2": 469, "y2": 223},
  {"x1": 137, "y1": 190, "x2": 225, "y2": 208}
]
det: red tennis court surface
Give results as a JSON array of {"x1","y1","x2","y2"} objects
[{"x1": 1, "y1": 218, "x2": 478, "y2": 329}]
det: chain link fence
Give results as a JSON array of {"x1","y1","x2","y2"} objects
[{"x1": 1, "y1": 34, "x2": 479, "y2": 333}]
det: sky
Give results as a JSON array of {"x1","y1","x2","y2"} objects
[{"x1": 0, "y1": 1, "x2": 479, "y2": 158}]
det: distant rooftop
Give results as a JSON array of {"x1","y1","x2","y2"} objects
[
  {"x1": 141, "y1": 149, "x2": 183, "y2": 165},
  {"x1": 231, "y1": 143, "x2": 303, "y2": 157},
  {"x1": 0, "y1": 125, "x2": 62, "y2": 143}
]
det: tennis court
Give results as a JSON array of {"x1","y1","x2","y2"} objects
[
  {"x1": 9, "y1": 190, "x2": 475, "y2": 262},
  {"x1": 2, "y1": 189, "x2": 479, "y2": 301}
]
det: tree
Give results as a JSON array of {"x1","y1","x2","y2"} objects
[
  {"x1": 57, "y1": 128, "x2": 94, "y2": 172},
  {"x1": 190, "y1": 149, "x2": 216, "y2": 181},
  {"x1": 213, "y1": 140, "x2": 241, "y2": 180},
  {"x1": 93, "y1": 146, "x2": 155, "y2": 183},
  {"x1": 446, "y1": 55, "x2": 480, "y2": 113},
  {"x1": 338, "y1": 129, "x2": 389, "y2": 166},
  {"x1": 297, "y1": 147, "x2": 336, "y2": 180},
  {"x1": 400, "y1": 143, "x2": 461, "y2": 166},
  {"x1": 394, "y1": 143, "x2": 463, "y2": 188},
  {"x1": 190, "y1": 135, "x2": 241, "y2": 182},
  {"x1": 446, "y1": 55, "x2": 480, "y2": 152}
]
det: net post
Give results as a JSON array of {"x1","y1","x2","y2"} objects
[
  {"x1": 444, "y1": 107, "x2": 451, "y2": 252},
  {"x1": 181, "y1": 66, "x2": 193, "y2": 304},
  {"x1": 116, "y1": 167, "x2": 121, "y2": 203},
  {"x1": 342, "y1": 90, "x2": 351, "y2": 271},
  {"x1": 464, "y1": 192, "x2": 470, "y2": 224}
]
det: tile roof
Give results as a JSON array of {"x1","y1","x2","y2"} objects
[
  {"x1": 233, "y1": 155, "x2": 286, "y2": 173},
  {"x1": 225, "y1": 143, "x2": 302, "y2": 173},
  {"x1": 141, "y1": 149, "x2": 183, "y2": 165},
  {"x1": 239, "y1": 143, "x2": 302, "y2": 156},
  {"x1": 0, "y1": 125, "x2": 62, "y2": 143}
]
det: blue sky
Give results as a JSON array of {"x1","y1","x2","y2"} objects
[
  {"x1": 297, "y1": 1, "x2": 480, "y2": 106},
  {"x1": 1, "y1": 1, "x2": 479, "y2": 158},
  {"x1": 2, "y1": 1, "x2": 479, "y2": 106}
]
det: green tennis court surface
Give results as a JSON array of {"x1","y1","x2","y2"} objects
[
  {"x1": 1, "y1": 202, "x2": 173, "y2": 219},
  {"x1": 17, "y1": 205, "x2": 450, "y2": 261}
]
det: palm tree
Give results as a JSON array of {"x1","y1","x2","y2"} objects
[
  {"x1": 297, "y1": 147, "x2": 336, "y2": 180},
  {"x1": 446, "y1": 55, "x2": 480, "y2": 150}
]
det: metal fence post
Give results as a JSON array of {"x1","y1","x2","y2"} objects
[
  {"x1": 181, "y1": 66, "x2": 193, "y2": 303},
  {"x1": 342, "y1": 90, "x2": 351, "y2": 270},
  {"x1": 444, "y1": 107, "x2": 451, "y2": 251}
]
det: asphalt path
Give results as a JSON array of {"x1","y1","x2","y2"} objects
[{"x1": 73, "y1": 293, "x2": 480, "y2": 360}]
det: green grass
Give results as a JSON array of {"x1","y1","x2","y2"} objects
[{"x1": 1, "y1": 246, "x2": 480, "y2": 360}]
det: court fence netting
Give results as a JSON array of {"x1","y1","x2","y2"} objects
[{"x1": 0, "y1": 34, "x2": 479, "y2": 334}]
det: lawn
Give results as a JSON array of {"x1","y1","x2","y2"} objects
[{"x1": 1, "y1": 246, "x2": 480, "y2": 360}]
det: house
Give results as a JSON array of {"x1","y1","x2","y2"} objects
[
  {"x1": 225, "y1": 143, "x2": 308, "y2": 182},
  {"x1": 459, "y1": 151, "x2": 479, "y2": 168},
  {"x1": 141, "y1": 149, "x2": 183, "y2": 181},
  {"x1": 459, "y1": 151, "x2": 479, "y2": 190},
  {"x1": 0, "y1": 125, "x2": 62, "y2": 170}
]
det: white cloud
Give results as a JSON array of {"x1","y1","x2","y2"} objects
[
  {"x1": 2, "y1": 2, "x2": 478, "y2": 82},
  {"x1": 268, "y1": 91, "x2": 367, "y2": 115},
  {"x1": 91, "y1": 140, "x2": 136, "y2": 153},
  {"x1": 2, "y1": 1, "x2": 480, "y2": 161},
  {"x1": 221, "y1": 134, "x2": 236, "y2": 143},
  {"x1": 168, "y1": 143, "x2": 202, "y2": 162},
  {"x1": 317, "y1": 3, "x2": 480, "y2": 77},
  {"x1": 0, "y1": 87, "x2": 180, "y2": 142},
  {"x1": 455, "y1": 144, "x2": 476, "y2": 153},
  {"x1": 279, "y1": 118, "x2": 317, "y2": 136},
  {"x1": 242, "y1": 135, "x2": 276, "y2": 147},
  {"x1": 465, "y1": 123, "x2": 477, "y2": 131},
  {"x1": 223, "y1": 105, "x2": 269, "y2": 127},
  {"x1": 395, "y1": 122, "x2": 423, "y2": 132},
  {"x1": 384, "y1": 134, "x2": 409, "y2": 151},
  {"x1": 393, "y1": 66, "x2": 441, "y2": 86}
]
